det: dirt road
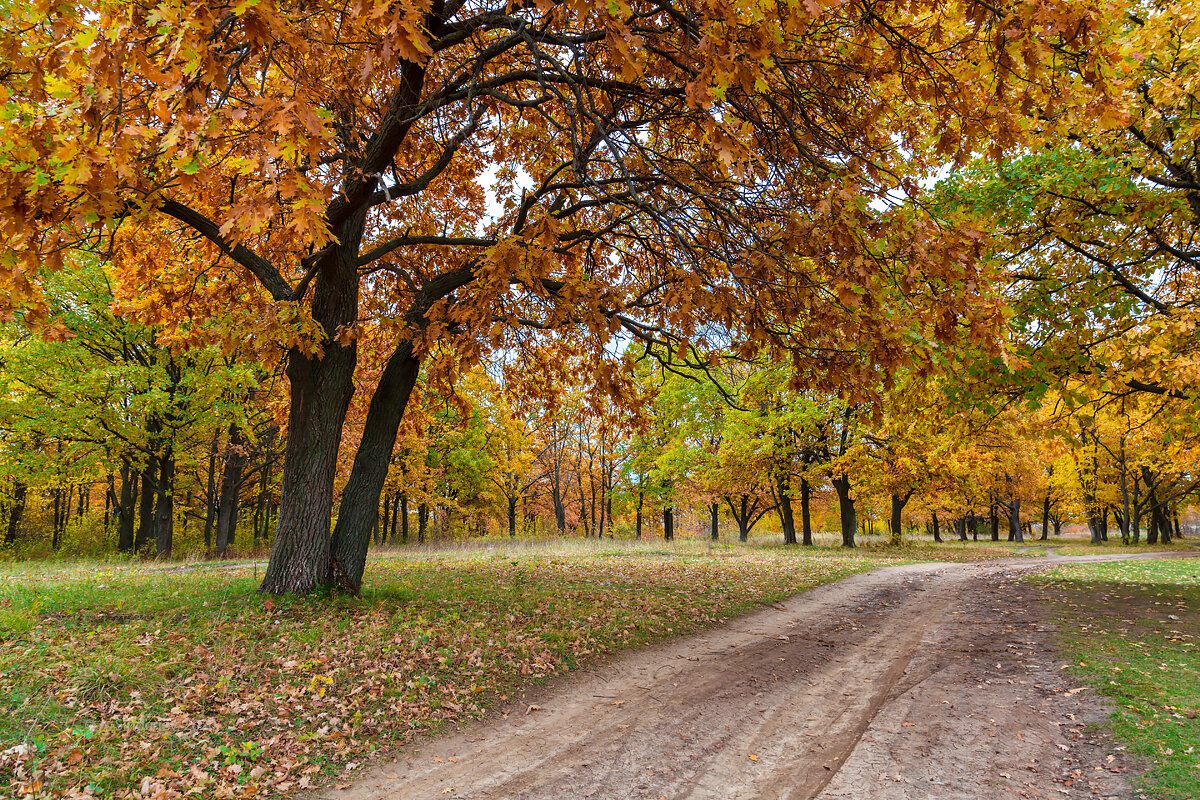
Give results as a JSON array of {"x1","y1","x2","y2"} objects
[{"x1": 332, "y1": 555, "x2": 1181, "y2": 800}]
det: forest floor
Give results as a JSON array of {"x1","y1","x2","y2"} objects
[{"x1": 335, "y1": 549, "x2": 1200, "y2": 800}]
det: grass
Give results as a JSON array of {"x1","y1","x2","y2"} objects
[
  {"x1": 1037, "y1": 557, "x2": 1200, "y2": 800},
  {"x1": 0, "y1": 535, "x2": 1073, "y2": 798}
]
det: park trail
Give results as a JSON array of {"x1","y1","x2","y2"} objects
[{"x1": 329, "y1": 551, "x2": 1196, "y2": 800}]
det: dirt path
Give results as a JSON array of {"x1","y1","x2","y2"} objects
[{"x1": 331, "y1": 553, "x2": 1193, "y2": 800}]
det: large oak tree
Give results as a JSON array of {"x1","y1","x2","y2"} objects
[{"x1": 0, "y1": 0, "x2": 1093, "y2": 592}]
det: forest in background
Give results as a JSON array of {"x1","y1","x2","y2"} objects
[{"x1": 1, "y1": 0, "x2": 1198, "y2": 590}]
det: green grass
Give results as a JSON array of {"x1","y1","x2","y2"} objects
[
  {"x1": 1037, "y1": 557, "x2": 1200, "y2": 800},
  {"x1": 1050, "y1": 538, "x2": 1187, "y2": 556},
  {"x1": 0, "y1": 538, "x2": 1026, "y2": 798}
]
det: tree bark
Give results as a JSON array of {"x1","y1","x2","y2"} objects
[
  {"x1": 1009, "y1": 496, "x2": 1023, "y2": 543},
  {"x1": 153, "y1": 445, "x2": 175, "y2": 558},
  {"x1": 216, "y1": 423, "x2": 247, "y2": 558},
  {"x1": 931, "y1": 511, "x2": 942, "y2": 543},
  {"x1": 115, "y1": 460, "x2": 136, "y2": 552},
  {"x1": 831, "y1": 473, "x2": 856, "y2": 548},
  {"x1": 327, "y1": 342, "x2": 421, "y2": 592},
  {"x1": 889, "y1": 491, "x2": 911, "y2": 546},
  {"x1": 259, "y1": 232, "x2": 362, "y2": 594},
  {"x1": 799, "y1": 475, "x2": 813, "y2": 546},
  {"x1": 663, "y1": 506, "x2": 674, "y2": 541},
  {"x1": 777, "y1": 471, "x2": 796, "y2": 545},
  {"x1": 134, "y1": 454, "x2": 158, "y2": 553},
  {"x1": 709, "y1": 502, "x2": 719, "y2": 541}
]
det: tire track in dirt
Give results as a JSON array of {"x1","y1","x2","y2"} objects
[{"x1": 331, "y1": 553, "x2": 1193, "y2": 800}]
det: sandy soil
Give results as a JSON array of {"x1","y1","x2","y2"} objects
[{"x1": 328, "y1": 553, "x2": 1192, "y2": 800}]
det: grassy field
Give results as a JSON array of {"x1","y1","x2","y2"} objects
[
  {"x1": 1038, "y1": 557, "x2": 1200, "y2": 800},
  {"x1": 0, "y1": 535, "x2": 1182, "y2": 799}
]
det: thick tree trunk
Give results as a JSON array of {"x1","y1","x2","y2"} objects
[
  {"x1": 777, "y1": 472, "x2": 796, "y2": 545},
  {"x1": 988, "y1": 504, "x2": 999, "y2": 541},
  {"x1": 154, "y1": 446, "x2": 175, "y2": 558},
  {"x1": 831, "y1": 474, "x2": 855, "y2": 548},
  {"x1": 889, "y1": 492, "x2": 911, "y2": 546},
  {"x1": 327, "y1": 343, "x2": 420, "y2": 591},
  {"x1": 115, "y1": 461, "x2": 136, "y2": 552},
  {"x1": 259, "y1": 231, "x2": 362, "y2": 594},
  {"x1": 418, "y1": 502, "x2": 428, "y2": 544},
  {"x1": 663, "y1": 506, "x2": 674, "y2": 541},
  {"x1": 1009, "y1": 497, "x2": 1023, "y2": 543},
  {"x1": 709, "y1": 502, "x2": 719, "y2": 541},
  {"x1": 134, "y1": 455, "x2": 158, "y2": 553},
  {"x1": 216, "y1": 423, "x2": 247, "y2": 558},
  {"x1": 931, "y1": 511, "x2": 942, "y2": 543},
  {"x1": 799, "y1": 476, "x2": 813, "y2": 546},
  {"x1": 508, "y1": 495, "x2": 518, "y2": 538}
]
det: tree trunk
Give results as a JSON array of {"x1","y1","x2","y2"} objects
[
  {"x1": 5, "y1": 481, "x2": 26, "y2": 545},
  {"x1": 777, "y1": 471, "x2": 796, "y2": 545},
  {"x1": 115, "y1": 460, "x2": 136, "y2": 552},
  {"x1": 418, "y1": 502, "x2": 428, "y2": 544},
  {"x1": 663, "y1": 506, "x2": 674, "y2": 541},
  {"x1": 259, "y1": 237, "x2": 361, "y2": 594},
  {"x1": 215, "y1": 423, "x2": 247, "y2": 558},
  {"x1": 931, "y1": 511, "x2": 942, "y2": 543},
  {"x1": 889, "y1": 492, "x2": 910, "y2": 546},
  {"x1": 327, "y1": 342, "x2": 421, "y2": 592},
  {"x1": 202, "y1": 430, "x2": 219, "y2": 551},
  {"x1": 400, "y1": 492, "x2": 409, "y2": 543},
  {"x1": 577, "y1": 470, "x2": 590, "y2": 537},
  {"x1": 154, "y1": 446, "x2": 175, "y2": 558},
  {"x1": 799, "y1": 475, "x2": 813, "y2": 545},
  {"x1": 1009, "y1": 496, "x2": 1023, "y2": 543},
  {"x1": 710, "y1": 502, "x2": 719, "y2": 541},
  {"x1": 1040, "y1": 494, "x2": 1050, "y2": 541},
  {"x1": 104, "y1": 473, "x2": 113, "y2": 530},
  {"x1": 831, "y1": 473, "x2": 856, "y2": 548},
  {"x1": 635, "y1": 491, "x2": 644, "y2": 539},
  {"x1": 134, "y1": 455, "x2": 158, "y2": 553},
  {"x1": 378, "y1": 493, "x2": 389, "y2": 545}
]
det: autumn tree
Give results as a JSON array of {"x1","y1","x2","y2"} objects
[{"x1": 2, "y1": 0, "x2": 1099, "y2": 591}]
